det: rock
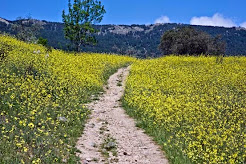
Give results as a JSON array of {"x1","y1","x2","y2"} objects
[
  {"x1": 88, "y1": 123, "x2": 95, "y2": 128},
  {"x1": 33, "y1": 50, "x2": 41, "y2": 54},
  {"x1": 85, "y1": 158, "x2": 93, "y2": 162},
  {"x1": 90, "y1": 142, "x2": 97, "y2": 147},
  {"x1": 58, "y1": 116, "x2": 68, "y2": 122},
  {"x1": 101, "y1": 149, "x2": 107, "y2": 154},
  {"x1": 105, "y1": 141, "x2": 116, "y2": 150},
  {"x1": 45, "y1": 54, "x2": 49, "y2": 59},
  {"x1": 82, "y1": 160, "x2": 89, "y2": 164}
]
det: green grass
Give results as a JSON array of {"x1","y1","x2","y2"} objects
[{"x1": 122, "y1": 102, "x2": 192, "y2": 164}]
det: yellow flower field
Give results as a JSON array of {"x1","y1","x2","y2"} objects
[
  {"x1": 124, "y1": 56, "x2": 246, "y2": 163},
  {"x1": 0, "y1": 35, "x2": 134, "y2": 163},
  {"x1": 1, "y1": 34, "x2": 245, "y2": 163}
]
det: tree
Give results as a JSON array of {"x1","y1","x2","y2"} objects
[
  {"x1": 62, "y1": 0, "x2": 106, "y2": 52},
  {"x1": 37, "y1": 37, "x2": 52, "y2": 52},
  {"x1": 159, "y1": 27, "x2": 226, "y2": 56},
  {"x1": 37, "y1": 37, "x2": 48, "y2": 47}
]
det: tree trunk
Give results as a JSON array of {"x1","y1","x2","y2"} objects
[{"x1": 76, "y1": 42, "x2": 81, "y2": 52}]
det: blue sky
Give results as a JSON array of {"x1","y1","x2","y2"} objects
[{"x1": 1, "y1": 0, "x2": 246, "y2": 27}]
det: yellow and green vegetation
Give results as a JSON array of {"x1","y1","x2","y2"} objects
[
  {"x1": 123, "y1": 56, "x2": 246, "y2": 163},
  {"x1": 1, "y1": 34, "x2": 245, "y2": 164},
  {"x1": 0, "y1": 35, "x2": 134, "y2": 163}
]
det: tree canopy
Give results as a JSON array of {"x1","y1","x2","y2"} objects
[
  {"x1": 159, "y1": 27, "x2": 226, "y2": 56},
  {"x1": 62, "y1": 0, "x2": 106, "y2": 52}
]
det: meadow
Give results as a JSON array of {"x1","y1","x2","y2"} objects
[
  {"x1": 0, "y1": 35, "x2": 134, "y2": 163},
  {"x1": 123, "y1": 56, "x2": 246, "y2": 164},
  {"x1": 1, "y1": 35, "x2": 245, "y2": 164}
]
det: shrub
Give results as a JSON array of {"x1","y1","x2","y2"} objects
[{"x1": 159, "y1": 27, "x2": 226, "y2": 56}]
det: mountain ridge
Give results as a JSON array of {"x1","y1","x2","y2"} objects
[{"x1": 1, "y1": 17, "x2": 246, "y2": 57}]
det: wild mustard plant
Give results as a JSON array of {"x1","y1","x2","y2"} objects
[
  {"x1": 124, "y1": 56, "x2": 246, "y2": 163},
  {"x1": 0, "y1": 35, "x2": 134, "y2": 163}
]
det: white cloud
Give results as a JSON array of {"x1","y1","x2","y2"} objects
[
  {"x1": 190, "y1": 13, "x2": 236, "y2": 28},
  {"x1": 240, "y1": 22, "x2": 246, "y2": 28},
  {"x1": 155, "y1": 16, "x2": 171, "y2": 24}
]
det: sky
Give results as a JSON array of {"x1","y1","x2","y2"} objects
[{"x1": 1, "y1": 0, "x2": 246, "y2": 28}]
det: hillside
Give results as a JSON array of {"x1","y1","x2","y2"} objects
[
  {"x1": 0, "y1": 34, "x2": 245, "y2": 163},
  {"x1": 1, "y1": 17, "x2": 246, "y2": 57},
  {"x1": 0, "y1": 34, "x2": 134, "y2": 163}
]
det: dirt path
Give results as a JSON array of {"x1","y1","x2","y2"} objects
[{"x1": 76, "y1": 66, "x2": 168, "y2": 164}]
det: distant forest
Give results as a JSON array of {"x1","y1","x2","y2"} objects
[{"x1": 1, "y1": 18, "x2": 246, "y2": 58}]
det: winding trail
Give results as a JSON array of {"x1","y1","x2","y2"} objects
[{"x1": 76, "y1": 66, "x2": 168, "y2": 164}]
